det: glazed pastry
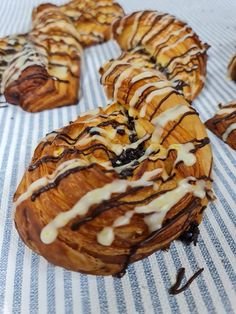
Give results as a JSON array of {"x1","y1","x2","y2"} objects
[
  {"x1": 112, "y1": 11, "x2": 209, "y2": 101},
  {"x1": 2, "y1": 4, "x2": 82, "y2": 112},
  {"x1": 14, "y1": 62, "x2": 213, "y2": 275},
  {"x1": 205, "y1": 101, "x2": 236, "y2": 150},
  {"x1": 60, "y1": 0, "x2": 124, "y2": 47},
  {"x1": 228, "y1": 54, "x2": 236, "y2": 81},
  {"x1": 0, "y1": 34, "x2": 27, "y2": 89},
  {"x1": 0, "y1": 0, "x2": 124, "y2": 111}
]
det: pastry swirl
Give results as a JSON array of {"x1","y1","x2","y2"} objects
[
  {"x1": 112, "y1": 11, "x2": 209, "y2": 101},
  {"x1": 205, "y1": 101, "x2": 236, "y2": 150},
  {"x1": 14, "y1": 67, "x2": 213, "y2": 275}
]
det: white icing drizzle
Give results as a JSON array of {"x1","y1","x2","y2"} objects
[
  {"x1": 40, "y1": 168, "x2": 162, "y2": 244},
  {"x1": 145, "y1": 86, "x2": 175, "y2": 103},
  {"x1": 136, "y1": 177, "x2": 206, "y2": 232},
  {"x1": 170, "y1": 142, "x2": 196, "y2": 166},
  {"x1": 140, "y1": 104, "x2": 147, "y2": 117},
  {"x1": 97, "y1": 211, "x2": 134, "y2": 246},
  {"x1": 127, "y1": 12, "x2": 144, "y2": 49},
  {"x1": 131, "y1": 71, "x2": 160, "y2": 84},
  {"x1": 160, "y1": 32, "x2": 194, "y2": 54},
  {"x1": 151, "y1": 104, "x2": 191, "y2": 142},
  {"x1": 217, "y1": 107, "x2": 236, "y2": 115},
  {"x1": 13, "y1": 158, "x2": 88, "y2": 212},
  {"x1": 78, "y1": 134, "x2": 123, "y2": 155},
  {"x1": 222, "y1": 123, "x2": 236, "y2": 141},
  {"x1": 154, "y1": 24, "x2": 189, "y2": 51},
  {"x1": 89, "y1": 126, "x2": 117, "y2": 140},
  {"x1": 142, "y1": 15, "x2": 173, "y2": 44},
  {"x1": 114, "y1": 67, "x2": 133, "y2": 99},
  {"x1": 1, "y1": 43, "x2": 48, "y2": 93},
  {"x1": 168, "y1": 45, "x2": 206, "y2": 72},
  {"x1": 101, "y1": 61, "x2": 129, "y2": 84},
  {"x1": 129, "y1": 81, "x2": 171, "y2": 107}
]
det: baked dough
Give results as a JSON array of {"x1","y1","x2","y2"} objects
[
  {"x1": 228, "y1": 54, "x2": 236, "y2": 81},
  {"x1": 0, "y1": 0, "x2": 124, "y2": 111},
  {"x1": 205, "y1": 101, "x2": 236, "y2": 150},
  {"x1": 2, "y1": 4, "x2": 82, "y2": 112},
  {"x1": 60, "y1": 0, "x2": 124, "y2": 47},
  {"x1": 14, "y1": 65, "x2": 213, "y2": 275},
  {"x1": 112, "y1": 11, "x2": 209, "y2": 101}
]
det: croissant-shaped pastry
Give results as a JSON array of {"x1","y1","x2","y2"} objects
[
  {"x1": 205, "y1": 101, "x2": 236, "y2": 150},
  {"x1": 2, "y1": 4, "x2": 82, "y2": 112},
  {"x1": 14, "y1": 57, "x2": 213, "y2": 275},
  {"x1": 112, "y1": 11, "x2": 209, "y2": 101},
  {"x1": 60, "y1": 0, "x2": 124, "y2": 47},
  {"x1": 0, "y1": 0, "x2": 124, "y2": 111},
  {"x1": 228, "y1": 54, "x2": 236, "y2": 81}
]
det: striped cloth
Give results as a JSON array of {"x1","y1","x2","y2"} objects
[{"x1": 0, "y1": 0, "x2": 235, "y2": 313}]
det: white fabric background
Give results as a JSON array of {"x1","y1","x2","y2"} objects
[{"x1": 0, "y1": 0, "x2": 235, "y2": 313}]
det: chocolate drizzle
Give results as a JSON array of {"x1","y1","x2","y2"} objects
[
  {"x1": 169, "y1": 267, "x2": 204, "y2": 295},
  {"x1": 114, "y1": 198, "x2": 202, "y2": 278},
  {"x1": 179, "y1": 221, "x2": 200, "y2": 245},
  {"x1": 31, "y1": 164, "x2": 94, "y2": 201}
]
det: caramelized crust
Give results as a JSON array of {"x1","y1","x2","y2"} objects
[
  {"x1": 0, "y1": 0, "x2": 124, "y2": 111},
  {"x1": 205, "y1": 101, "x2": 236, "y2": 150},
  {"x1": 14, "y1": 66, "x2": 213, "y2": 275},
  {"x1": 228, "y1": 54, "x2": 236, "y2": 81},
  {"x1": 3, "y1": 4, "x2": 82, "y2": 112},
  {"x1": 60, "y1": 0, "x2": 124, "y2": 46},
  {"x1": 112, "y1": 11, "x2": 209, "y2": 101}
]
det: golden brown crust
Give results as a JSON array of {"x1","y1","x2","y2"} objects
[
  {"x1": 61, "y1": 0, "x2": 124, "y2": 47},
  {"x1": 0, "y1": 0, "x2": 124, "y2": 111},
  {"x1": 205, "y1": 102, "x2": 236, "y2": 150},
  {"x1": 14, "y1": 64, "x2": 213, "y2": 275},
  {"x1": 112, "y1": 11, "x2": 209, "y2": 101},
  {"x1": 228, "y1": 54, "x2": 236, "y2": 81},
  {"x1": 3, "y1": 4, "x2": 82, "y2": 112}
]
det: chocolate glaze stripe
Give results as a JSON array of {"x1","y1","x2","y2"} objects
[
  {"x1": 169, "y1": 267, "x2": 204, "y2": 295},
  {"x1": 160, "y1": 111, "x2": 198, "y2": 144},
  {"x1": 28, "y1": 144, "x2": 115, "y2": 171},
  {"x1": 70, "y1": 174, "x2": 177, "y2": 231},
  {"x1": 31, "y1": 163, "x2": 95, "y2": 201},
  {"x1": 114, "y1": 198, "x2": 202, "y2": 278},
  {"x1": 212, "y1": 110, "x2": 236, "y2": 125},
  {"x1": 142, "y1": 16, "x2": 176, "y2": 45},
  {"x1": 71, "y1": 175, "x2": 210, "y2": 231}
]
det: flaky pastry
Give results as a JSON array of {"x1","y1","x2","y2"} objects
[
  {"x1": 14, "y1": 59, "x2": 213, "y2": 275},
  {"x1": 205, "y1": 101, "x2": 236, "y2": 150},
  {"x1": 228, "y1": 54, "x2": 236, "y2": 82},
  {"x1": 2, "y1": 4, "x2": 82, "y2": 112},
  {"x1": 0, "y1": 0, "x2": 124, "y2": 111},
  {"x1": 112, "y1": 11, "x2": 209, "y2": 101}
]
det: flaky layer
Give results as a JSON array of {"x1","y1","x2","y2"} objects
[
  {"x1": 112, "y1": 11, "x2": 209, "y2": 101},
  {"x1": 14, "y1": 62, "x2": 213, "y2": 275},
  {"x1": 205, "y1": 101, "x2": 236, "y2": 150},
  {"x1": 2, "y1": 4, "x2": 82, "y2": 112}
]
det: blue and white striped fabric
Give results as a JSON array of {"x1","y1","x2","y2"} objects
[{"x1": 0, "y1": 0, "x2": 235, "y2": 313}]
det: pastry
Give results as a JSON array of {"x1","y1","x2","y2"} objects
[
  {"x1": 2, "y1": 4, "x2": 83, "y2": 112},
  {"x1": 60, "y1": 0, "x2": 124, "y2": 47},
  {"x1": 0, "y1": 0, "x2": 124, "y2": 111},
  {"x1": 228, "y1": 54, "x2": 236, "y2": 81},
  {"x1": 205, "y1": 101, "x2": 236, "y2": 150},
  {"x1": 112, "y1": 11, "x2": 209, "y2": 101},
  {"x1": 14, "y1": 59, "x2": 213, "y2": 275},
  {"x1": 0, "y1": 34, "x2": 27, "y2": 90}
]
